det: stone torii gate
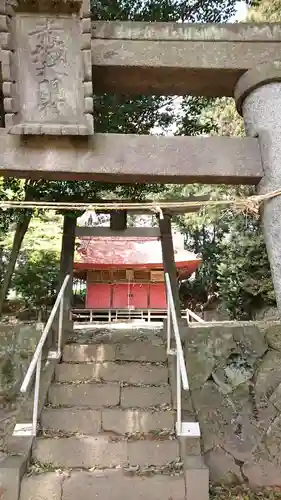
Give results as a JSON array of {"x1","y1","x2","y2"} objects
[{"x1": 0, "y1": 0, "x2": 281, "y2": 313}]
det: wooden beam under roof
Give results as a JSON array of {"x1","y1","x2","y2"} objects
[{"x1": 75, "y1": 227, "x2": 161, "y2": 237}]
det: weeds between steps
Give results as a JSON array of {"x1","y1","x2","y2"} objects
[
  {"x1": 123, "y1": 459, "x2": 184, "y2": 477},
  {"x1": 39, "y1": 427, "x2": 176, "y2": 441},
  {"x1": 27, "y1": 461, "x2": 61, "y2": 475},
  {"x1": 27, "y1": 458, "x2": 184, "y2": 477},
  {"x1": 44, "y1": 402, "x2": 175, "y2": 412},
  {"x1": 55, "y1": 380, "x2": 169, "y2": 388}
]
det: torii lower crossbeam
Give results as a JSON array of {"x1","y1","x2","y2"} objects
[{"x1": 0, "y1": 131, "x2": 263, "y2": 184}]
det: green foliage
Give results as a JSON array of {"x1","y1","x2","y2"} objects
[
  {"x1": 0, "y1": 178, "x2": 25, "y2": 233},
  {"x1": 248, "y1": 0, "x2": 281, "y2": 20},
  {"x1": 225, "y1": 217, "x2": 272, "y2": 319},
  {"x1": 176, "y1": 97, "x2": 217, "y2": 136},
  {"x1": 217, "y1": 215, "x2": 275, "y2": 319},
  {"x1": 0, "y1": 178, "x2": 27, "y2": 286},
  {"x1": 167, "y1": 181, "x2": 276, "y2": 319},
  {"x1": 91, "y1": 0, "x2": 255, "y2": 22},
  {"x1": 13, "y1": 250, "x2": 60, "y2": 308},
  {"x1": 1, "y1": 213, "x2": 61, "y2": 262},
  {"x1": 203, "y1": 97, "x2": 244, "y2": 137}
]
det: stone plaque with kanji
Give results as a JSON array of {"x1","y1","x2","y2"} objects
[{"x1": 4, "y1": 0, "x2": 93, "y2": 135}]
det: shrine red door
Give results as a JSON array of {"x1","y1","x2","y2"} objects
[
  {"x1": 112, "y1": 284, "x2": 130, "y2": 308},
  {"x1": 149, "y1": 283, "x2": 167, "y2": 308},
  {"x1": 86, "y1": 284, "x2": 111, "y2": 308},
  {"x1": 130, "y1": 284, "x2": 148, "y2": 308},
  {"x1": 112, "y1": 283, "x2": 149, "y2": 308}
]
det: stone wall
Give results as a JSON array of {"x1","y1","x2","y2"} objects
[
  {"x1": 0, "y1": 322, "x2": 42, "y2": 402},
  {"x1": 184, "y1": 321, "x2": 281, "y2": 487},
  {"x1": 0, "y1": 322, "x2": 42, "y2": 450},
  {"x1": 0, "y1": 321, "x2": 41, "y2": 458}
]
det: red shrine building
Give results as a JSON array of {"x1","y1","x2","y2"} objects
[{"x1": 74, "y1": 233, "x2": 200, "y2": 311}]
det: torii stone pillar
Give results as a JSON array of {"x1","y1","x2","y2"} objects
[
  {"x1": 235, "y1": 62, "x2": 281, "y2": 317},
  {"x1": 158, "y1": 213, "x2": 181, "y2": 319}
]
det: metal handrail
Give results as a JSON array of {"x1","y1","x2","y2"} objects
[
  {"x1": 165, "y1": 273, "x2": 189, "y2": 435},
  {"x1": 186, "y1": 308, "x2": 205, "y2": 323},
  {"x1": 19, "y1": 274, "x2": 70, "y2": 436}
]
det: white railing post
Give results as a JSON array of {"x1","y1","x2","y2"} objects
[
  {"x1": 186, "y1": 308, "x2": 205, "y2": 323},
  {"x1": 165, "y1": 275, "x2": 188, "y2": 390},
  {"x1": 32, "y1": 351, "x2": 42, "y2": 436},
  {"x1": 176, "y1": 354, "x2": 182, "y2": 435},
  {"x1": 164, "y1": 272, "x2": 201, "y2": 441},
  {"x1": 58, "y1": 295, "x2": 64, "y2": 356},
  {"x1": 13, "y1": 275, "x2": 70, "y2": 438},
  {"x1": 20, "y1": 275, "x2": 70, "y2": 394},
  {"x1": 167, "y1": 294, "x2": 172, "y2": 355}
]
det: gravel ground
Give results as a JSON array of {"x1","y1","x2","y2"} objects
[{"x1": 210, "y1": 486, "x2": 281, "y2": 499}]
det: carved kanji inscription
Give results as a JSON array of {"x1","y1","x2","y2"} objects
[
  {"x1": 29, "y1": 19, "x2": 67, "y2": 119},
  {"x1": 12, "y1": 13, "x2": 89, "y2": 134}
]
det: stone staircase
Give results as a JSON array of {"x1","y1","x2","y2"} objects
[{"x1": 19, "y1": 328, "x2": 208, "y2": 499}]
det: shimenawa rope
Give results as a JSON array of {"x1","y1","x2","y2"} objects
[{"x1": 1, "y1": 188, "x2": 281, "y2": 214}]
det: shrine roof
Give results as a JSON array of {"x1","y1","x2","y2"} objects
[{"x1": 74, "y1": 236, "x2": 200, "y2": 275}]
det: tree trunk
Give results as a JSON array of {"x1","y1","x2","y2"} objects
[
  {"x1": 58, "y1": 214, "x2": 77, "y2": 343},
  {"x1": 0, "y1": 213, "x2": 32, "y2": 315}
]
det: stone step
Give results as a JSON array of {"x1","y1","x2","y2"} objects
[
  {"x1": 20, "y1": 470, "x2": 185, "y2": 500},
  {"x1": 121, "y1": 385, "x2": 171, "y2": 408},
  {"x1": 127, "y1": 439, "x2": 179, "y2": 467},
  {"x1": 48, "y1": 383, "x2": 120, "y2": 408},
  {"x1": 115, "y1": 341, "x2": 166, "y2": 363},
  {"x1": 63, "y1": 341, "x2": 166, "y2": 363},
  {"x1": 102, "y1": 408, "x2": 175, "y2": 435},
  {"x1": 63, "y1": 344, "x2": 116, "y2": 363},
  {"x1": 48, "y1": 383, "x2": 171, "y2": 409},
  {"x1": 41, "y1": 408, "x2": 102, "y2": 435},
  {"x1": 69, "y1": 327, "x2": 163, "y2": 346},
  {"x1": 56, "y1": 361, "x2": 168, "y2": 385},
  {"x1": 41, "y1": 407, "x2": 175, "y2": 435},
  {"x1": 33, "y1": 436, "x2": 179, "y2": 469}
]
